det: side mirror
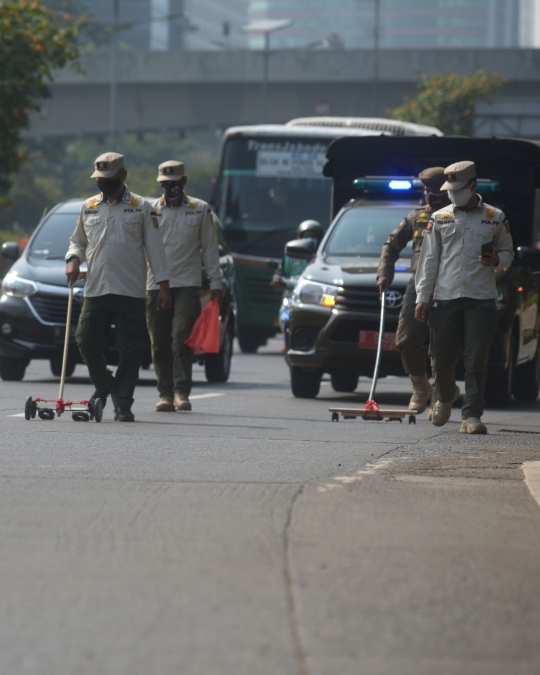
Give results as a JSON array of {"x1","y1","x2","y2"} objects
[
  {"x1": 285, "y1": 238, "x2": 318, "y2": 260},
  {"x1": 515, "y1": 246, "x2": 540, "y2": 271},
  {"x1": 1, "y1": 242, "x2": 19, "y2": 261}
]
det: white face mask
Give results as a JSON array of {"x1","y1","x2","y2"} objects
[{"x1": 448, "y1": 186, "x2": 473, "y2": 207}]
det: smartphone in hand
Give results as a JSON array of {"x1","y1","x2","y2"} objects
[{"x1": 481, "y1": 241, "x2": 494, "y2": 258}]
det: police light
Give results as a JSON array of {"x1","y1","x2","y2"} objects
[{"x1": 388, "y1": 180, "x2": 412, "y2": 190}]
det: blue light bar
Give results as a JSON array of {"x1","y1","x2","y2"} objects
[{"x1": 389, "y1": 180, "x2": 412, "y2": 190}]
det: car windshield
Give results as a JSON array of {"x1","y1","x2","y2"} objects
[
  {"x1": 324, "y1": 202, "x2": 420, "y2": 257},
  {"x1": 28, "y1": 211, "x2": 79, "y2": 259},
  {"x1": 218, "y1": 173, "x2": 332, "y2": 258}
]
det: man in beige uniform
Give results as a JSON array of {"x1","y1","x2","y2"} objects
[
  {"x1": 147, "y1": 160, "x2": 223, "y2": 412},
  {"x1": 66, "y1": 152, "x2": 171, "y2": 422},
  {"x1": 415, "y1": 161, "x2": 514, "y2": 434},
  {"x1": 377, "y1": 167, "x2": 450, "y2": 414}
]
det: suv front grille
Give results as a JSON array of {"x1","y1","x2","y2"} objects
[
  {"x1": 29, "y1": 294, "x2": 82, "y2": 324},
  {"x1": 334, "y1": 285, "x2": 405, "y2": 313}
]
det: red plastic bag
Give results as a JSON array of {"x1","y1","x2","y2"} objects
[{"x1": 184, "y1": 298, "x2": 220, "y2": 353}]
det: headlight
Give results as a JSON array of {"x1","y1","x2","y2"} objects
[
  {"x1": 294, "y1": 280, "x2": 339, "y2": 307},
  {"x1": 1, "y1": 272, "x2": 38, "y2": 298}
]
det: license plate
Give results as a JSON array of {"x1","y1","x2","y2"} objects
[{"x1": 359, "y1": 330, "x2": 399, "y2": 351}]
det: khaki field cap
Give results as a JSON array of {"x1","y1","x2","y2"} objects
[
  {"x1": 441, "y1": 161, "x2": 476, "y2": 191},
  {"x1": 91, "y1": 152, "x2": 125, "y2": 178},
  {"x1": 157, "y1": 160, "x2": 185, "y2": 182},
  {"x1": 418, "y1": 167, "x2": 446, "y2": 190}
]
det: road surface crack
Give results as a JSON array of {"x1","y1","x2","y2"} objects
[{"x1": 283, "y1": 484, "x2": 309, "y2": 675}]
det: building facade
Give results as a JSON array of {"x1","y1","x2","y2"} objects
[{"x1": 248, "y1": 0, "x2": 532, "y2": 50}]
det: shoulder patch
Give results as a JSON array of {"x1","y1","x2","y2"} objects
[
  {"x1": 426, "y1": 220, "x2": 434, "y2": 234},
  {"x1": 398, "y1": 220, "x2": 405, "y2": 229}
]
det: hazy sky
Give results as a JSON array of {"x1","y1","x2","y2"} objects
[{"x1": 535, "y1": 0, "x2": 540, "y2": 45}]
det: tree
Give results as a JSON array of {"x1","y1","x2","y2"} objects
[
  {"x1": 0, "y1": 1, "x2": 83, "y2": 202},
  {"x1": 387, "y1": 70, "x2": 507, "y2": 135}
]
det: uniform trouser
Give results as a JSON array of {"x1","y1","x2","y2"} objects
[
  {"x1": 395, "y1": 291, "x2": 431, "y2": 376},
  {"x1": 76, "y1": 294, "x2": 147, "y2": 408},
  {"x1": 146, "y1": 287, "x2": 201, "y2": 398},
  {"x1": 428, "y1": 297, "x2": 498, "y2": 420}
]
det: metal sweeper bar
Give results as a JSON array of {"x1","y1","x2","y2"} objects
[
  {"x1": 329, "y1": 290, "x2": 418, "y2": 424},
  {"x1": 24, "y1": 286, "x2": 103, "y2": 422}
]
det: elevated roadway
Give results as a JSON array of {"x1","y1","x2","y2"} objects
[{"x1": 27, "y1": 48, "x2": 540, "y2": 139}]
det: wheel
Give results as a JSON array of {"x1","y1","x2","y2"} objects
[
  {"x1": 24, "y1": 395, "x2": 33, "y2": 421},
  {"x1": 485, "y1": 335, "x2": 515, "y2": 408},
  {"x1": 331, "y1": 371, "x2": 359, "y2": 393},
  {"x1": 290, "y1": 366, "x2": 322, "y2": 398},
  {"x1": 513, "y1": 340, "x2": 540, "y2": 401},
  {"x1": 72, "y1": 412, "x2": 90, "y2": 422},
  {"x1": 409, "y1": 415, "x2": 416, "y2": 425},
  {"x1": 237, "y1": 327, "x2": 266, "y2": 354},
  {"x1": 94, "y1": 398, "x2": 103, "y2": 423},
  {"x1": 205, "y1": 323, "x2": 233, "y2": 383},
  {"x1": 332, "y1": 412, "x2": 339, "y2": 422},
  {"x1": 0, "y1": 356, "x2": 27, "y2": 381},
  {"x1": 50, "y1": 358, "x2": 76, "y2": 378},
  {"x1": 38, "y1": 409, "x2": 55, "y2": 420}
]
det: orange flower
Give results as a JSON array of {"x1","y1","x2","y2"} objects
[
  {"x1": 34, "y1": 44, "x2": 43, "y2": 51},
  {"x1": 63, "y1": 13, "x2": 70, "y2": 20}
]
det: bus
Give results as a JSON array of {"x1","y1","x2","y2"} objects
[{"x1": 215, "y1": 117, "x2": 443, "y2": 353}]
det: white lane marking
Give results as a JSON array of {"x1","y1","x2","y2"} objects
[
  {"x1": 522, "y1": 461, "x2": 540, "y2": 508},
  {"x1": 8, "y1": 413, "x2": 26, "y2": 417},
  {"x1": 190, "y1": 393, "x2": 225, "y2": 400},
  {"x1": 318, "y1": 458, "x2": 394, "y2": 492}
]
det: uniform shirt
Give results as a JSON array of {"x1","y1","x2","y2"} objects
[
  {"x1": 66, "y1": 187, "x2": 170, "y2": 298},
  {"x1": 147, "y1": 194, "x2": 223, "y2": 291},
  {"x1": 377, "y1": 204, "x2": 433, "y2": 283},
  {"x1": 415, "y1": 196, "x2": 514, "y2": 304}
]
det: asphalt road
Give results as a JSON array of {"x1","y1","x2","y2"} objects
[{"x1": 1, "y1": 339, "x2": 540, "y2": 675}]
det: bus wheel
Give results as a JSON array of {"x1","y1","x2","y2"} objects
[
  {"x1": 290, "y1": 366, "x2": 322, "y2": 398},
  {"x1": 238, "y1": 327, "x2": 265, "y2": 354}
]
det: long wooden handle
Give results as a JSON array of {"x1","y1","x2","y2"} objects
[{"x1": 58, "y1": 286, "x2": 74, "y2": 401}]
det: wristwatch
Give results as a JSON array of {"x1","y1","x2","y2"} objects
[{"x1": 65, "y1": 255, "x2": 80, "y2": 264}]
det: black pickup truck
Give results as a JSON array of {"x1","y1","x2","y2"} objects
[{"x1": 286, "y1": 136, "x2": 540, "y2": 407}]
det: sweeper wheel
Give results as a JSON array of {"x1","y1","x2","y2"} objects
[
  {"x1": 331, "y1": 412, "x2": 339, "y2": 422},
  {"x1": 94, "y1": 397, "x2": 103, "y2": 423},
  {"x1": 38, "y1": 408, "x2": 55, "y2": 420},
  {"x1": 409, "y1": 415, "x2": 416, "y2": 425},
  {"x1": 72, "y1": 412, "x2": 90, "y2": 422},
  {"x1": 24, "y1": 396, "x2": 36, "y2": 421}
]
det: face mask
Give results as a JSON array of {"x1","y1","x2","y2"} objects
[
  {"x1": 161, "y1": 181, "x2": 183, "y2": 200},
  {"x1": 97, "y1": 178, "x2": 122, "y2": 196},
  {"x1": 448, "y1": 186, "x2": 473, "y2": 207},
  {"x1": 427, "y1": 192, "x2": 447, "y2": 208}
]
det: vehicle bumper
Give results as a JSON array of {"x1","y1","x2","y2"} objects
[{"x1": 287, "y1": 303, "x2": 403, "y2": 376}]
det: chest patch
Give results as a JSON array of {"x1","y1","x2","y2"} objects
[{"x1": 152, "y1": 217, "x2": 159, "y2": 228}]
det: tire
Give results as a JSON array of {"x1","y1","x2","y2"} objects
[
  {"x1": 513, "y1": 340, "x2": 540, "y2": 401},
  {"x1": 485, "y1": 335, "x2": 515, "y2": 408},
  {"x1": 331, "y1": 371, "x2": 359, "y2": 393},
  {"x1": 50, "y1": 358, "x2": 76, "y2": 378},
  {"x1": 0, "y1": 356, "x2": 27, "y2": 381},
  {"x1": 238, "y1": 327, "x2": 265, "y2": 354},
  {"x1": 205, "y1": 323, "x2": 233, "y2": 383},
  {"x1": 290, "y1": 366, "x2": 322, "y2": 398},
  {"x1": 94, "y1": 398, "x2": 103, "y2": 423}
]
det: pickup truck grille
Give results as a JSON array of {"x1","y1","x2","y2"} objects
[
  {"x1": 334, "y1": 286, "x2": 405, "y2": 313},
  {"x1": 29, "y1": 294, "x2": 82, "y2": 324}
]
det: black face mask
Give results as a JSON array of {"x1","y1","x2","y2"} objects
[
  {"x1": 427, "y1": 192, "x2": 447, "y2": 208},
  {"x1": 97, "y1": 178, "x2": 122, "y2": 196},
  {"x1": 161, "y1": 181, "x2": 183, "y2": 200}
]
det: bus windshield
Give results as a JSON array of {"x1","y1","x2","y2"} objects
[
  {"x1": 324, "y1": 203, "x2": 419, "y2": 258},
  {"x1": 217, "y1": 135, "x2": 333, "y2": 259}
]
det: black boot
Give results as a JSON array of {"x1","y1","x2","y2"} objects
[
  {"x1": 88, "y1": 374, "x2": 114, "y2": 414},
  {"x1": 114, "y1": 406, "x2": 135, "y2": 422}
]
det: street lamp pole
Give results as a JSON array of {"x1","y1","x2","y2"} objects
[
  {"x1": 262, "y1": 31, "x2": 270, "y2": 123},
  {"x1": 373, "y1": 0, "x2": 380, "y2": 116},
  {"x1": 241, "y1": 20, "x2": 293, "y2": 124},
  {"x1": 109, "y1": 0, "x2": 119, "y2": 150}
]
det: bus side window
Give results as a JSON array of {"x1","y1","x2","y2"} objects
[{"x1": 534, "y1": 189, "x2": 540, "y2": 250}]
